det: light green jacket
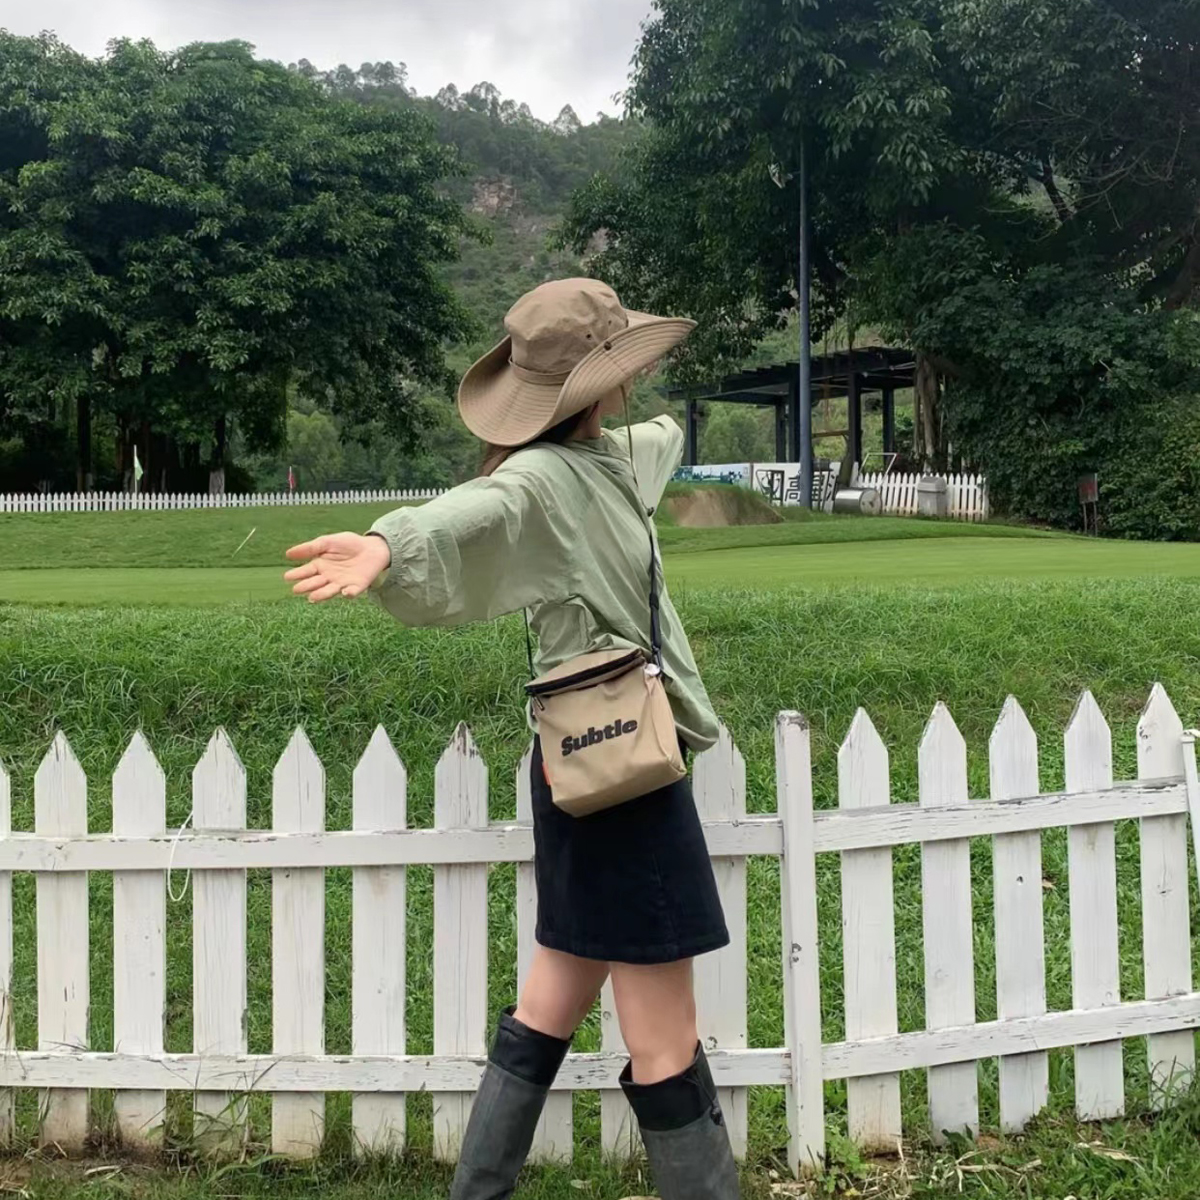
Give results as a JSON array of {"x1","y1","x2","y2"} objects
[{"x1": 368, "y1": 416, "x2": 719, "y2": 750}]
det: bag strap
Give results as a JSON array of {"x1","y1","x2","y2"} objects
[{"x1": 523, "y1": 397, "x2": 663, "y2": 679}]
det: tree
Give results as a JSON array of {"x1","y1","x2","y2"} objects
[
  {"x1": 0, "y1": 35, "x2": 473, "y2": 491},
  {"x1": 561, "y1": 0, "x2": 1200, "y2": 533}
]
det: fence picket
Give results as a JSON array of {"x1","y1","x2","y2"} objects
[
  {"x1": 352, "y1": 727, "x2": 408, "y2": 1154},
  {"x1": 36, "y1": 734, "x2": 90, "y2": 1150},
  {"x1": 272, "y1": 730, "x2": 326, "y2": 1157},
  {"x1": 516, "y1": 749, "x2": 573, "y2": 1163},
  {"x1": 988, "y1": 698, "x2": 1048, "y2": 1132},
  {"x1": 433, "y1": 726, "x2": 489, "y2": 1162},
  {"x1": 919, "y1": 704, "x2": 979, "y2": 1142},
  {"x1": 838, "y1": 710, "x2": 901, "y2": 1151},
  {"x1": 1064, "y1": 691, "x2": 1123, "y2": 1118},
  {"x1": 112, "y1": 734, "x2": 166, "y2": 1146},
  {"x1": 192, "y1": 730, "x2": 248, "y2": 1150},
  {"x1": 0, "y1": 760, "x2": 11, "y2": 1145},
  {"x1": 600, "y1": 979, "x2": 639, "y2": 1161},
  {"x1": 693, "y1": 725, "x2": 749, "y2": 1159},
  {"x1": 1137, "y1": 685, "x2": 1195, "y2": 1103},
  {"x1": 778, "y1": 712, "x2": 825, "y2": 1175}
]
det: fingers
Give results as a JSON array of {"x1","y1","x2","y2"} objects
[
  {"x1": 284, "y1": 562, "x2": 320, "y2": 583},
  {"x1": 308, "y1": 579, "x2": 346, "y2": 604},
  {"x1": 291, "y1": 573, "x2": 330, "y2": 596},
  {"x1": 285, "y1": 537, "x2": 329, "y2": 561}
]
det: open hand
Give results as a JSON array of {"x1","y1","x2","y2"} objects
[{"x1": 284, "y1": 532, "x2": 391, "y2": 602}]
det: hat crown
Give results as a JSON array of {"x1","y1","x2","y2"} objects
[{"x1": 505, "y1": 278, "x2": 629, "y2": 377}]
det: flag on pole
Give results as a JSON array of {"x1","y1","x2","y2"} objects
[
  {"x1": 133, "y1": 446, "x2": 144, "y2": 490},
  {"x1": 288, "y1": 465, "x2": 296, "y2": 492}
]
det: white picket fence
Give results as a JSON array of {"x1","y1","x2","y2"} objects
[
  {"x1": 1, "y1": 687, "x2": 1199, "y2": 1173},
  {"x1": 0, "y1": 489, "x2": 444, "y2": 513},
  {"x1": 857, "y1": 471, "x2": 990, "y2": 522}
]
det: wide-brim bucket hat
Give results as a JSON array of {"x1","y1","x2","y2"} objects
[{"x1": 458, "y1": 277, "x2": 696, "y2": 447}]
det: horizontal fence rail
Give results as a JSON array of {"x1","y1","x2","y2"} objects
[
  {"x1": 0, "y1": 489, "x2": 445, "y2": 513},
  {"x1": 0, "y1": 686, "x2": 1197, "y2": 1175}
]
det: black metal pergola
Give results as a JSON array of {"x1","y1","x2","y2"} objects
[{"x1": 668, "y1": 346, "x2": 915, "y2": 468}]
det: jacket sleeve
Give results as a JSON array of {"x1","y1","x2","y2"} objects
[
  {"x1": 628, "y1": 415, "x2": 685, "y2": 512},
  {"x1": 367, "y1": 462, "x2": 575, "y2": 627}
]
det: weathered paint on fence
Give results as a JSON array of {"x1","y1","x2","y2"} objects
[{"x1": 0, "y1": 689, "x2": 1197, "y2": 1174}]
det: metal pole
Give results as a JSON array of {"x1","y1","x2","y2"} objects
[{"x1": 798, "y1": 137, "x2": 814, "y2": 509}]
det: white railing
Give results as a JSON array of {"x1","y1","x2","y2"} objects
[
  {"x1": 1, "y1": 687, "x2": 1197, "y2": 1173},
  {"x1": 0, "y1": 489, "x2": 445, "y2": 513},
  {"x1": 857, "y1": 471, "x2": 990, "y2": 522}
]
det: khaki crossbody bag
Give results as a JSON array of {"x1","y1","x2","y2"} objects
[{"x1": 523, "y1": 432, "x2": 687, "y2": 818}]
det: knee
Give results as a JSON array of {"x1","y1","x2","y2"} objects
[
  {"x1": 622, "y1": 1000, "x2": 698, "y2": 1085},
  {"x1": 515, "y1": 991, "x2": 593, "y2": 1042}
]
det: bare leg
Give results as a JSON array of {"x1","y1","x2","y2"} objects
[
  {"x1": 612, "y1": 958, "x2": 738, "y2": 1200},
  {"x1": 516, "y1": 946, "x2": 609, "y2": 1039},
  {"x1": 610, "y1": 958, "x2": 698, "y2": 1083}
]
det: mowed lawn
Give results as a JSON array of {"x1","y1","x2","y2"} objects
[
  {"x1": 4, "y1": 503, "x2": 1199, "y2": 605},
  {"x1": 3, "y1": 505, "x2": 1200, "y2": 1198}
]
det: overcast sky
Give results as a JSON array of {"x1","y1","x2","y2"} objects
[{"x1": 4, "y1": 0, "x2": 654, "y2": 121}]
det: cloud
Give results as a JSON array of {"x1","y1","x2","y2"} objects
[{"x1": 4, "y1": 0, "x2": 652, "y2": 119}]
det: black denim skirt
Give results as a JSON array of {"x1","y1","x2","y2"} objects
[{"x1": 531, "y1": 737, "x2": 730, "y2": 964}]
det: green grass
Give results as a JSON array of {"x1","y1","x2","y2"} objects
[
  {"x1": 3, "y1": 506, "x2": 1200, "y2": 1197},
  {"x1": 0, "y1": 502, "x2": 1051, "y2": 573},
  {"x1": 5, "y1": 534, "x2": 1200, "y2": 606}
]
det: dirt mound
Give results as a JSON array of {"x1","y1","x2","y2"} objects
[{"x1": 665, "y1": 485, "x2": 784, "y2": 528}]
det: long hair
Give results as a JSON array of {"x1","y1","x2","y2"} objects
[{"x1": 479, "y1": 405, "x2": 596, "y2": 477}]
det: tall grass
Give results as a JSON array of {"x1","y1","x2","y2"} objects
[{"x1": 3, "y1": 578, "x2": 1200, "y2": 1180}]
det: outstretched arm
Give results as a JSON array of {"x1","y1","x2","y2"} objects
[{"x1": 286, "y1": 461, "x2": 575, "y2": 626}]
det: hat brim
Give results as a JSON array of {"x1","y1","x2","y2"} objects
[{"x1": 458, "y1": 310, "x2": 696, "y2": 448}]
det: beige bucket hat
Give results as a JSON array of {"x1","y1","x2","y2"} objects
[{"x1": 458, "y1": 277, "x2": 696, "y2": 447}]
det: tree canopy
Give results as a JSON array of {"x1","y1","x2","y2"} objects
[
  {"x1": 0, "y1": 34, "x2": 472, "y2": 490},
  {"x1": 562, "y1": 0, "x2": 1200, "y2": 536}
]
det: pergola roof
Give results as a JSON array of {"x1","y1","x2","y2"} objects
[{"x1": 670, "y1": 346, "x2": 915, "y2": 404}]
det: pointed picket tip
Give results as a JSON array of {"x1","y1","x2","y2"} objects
[
  {"x1": 840, "y1": 708, "x2": 886, "y2": 759},
  {"x1": 193, "y1": 727, "x2": 247, "y2": 827},
  {"x1": 114, "y1": 730, "x2": 163, "y2": 786},
  {"x1": 989, "y1": 696, "x2": 1039, "y2": 800},
  {"x1": 353, "y1": 726, "x2": 407, "y2": 830},
  {"x1": 838, "y1": 708, "x2": 889, "y2": 809},
  {"x1": 435, "y1": 723, "x2": 488, "y2": 827},
  {"x1": 918, "y1": 703, "x2": 968, "y2": 806},
  {"x1": 195, "y1": 727, "x2": 245, "y2": 778},
  {"x1": 355, "y1": 726, "x2": 405, "y2": 783},
  {"x1": 1138, "y1": 683, "x2": 1184, "y2": 776},
  {"x1": 35, "y1": 731, "x2": 87, "y2": 831},
  {"x1": 1139, "y1": 683, "x2": 1182, "y2": 735},
  {"x1": 1064, "y1": 690, "x2": 1113, "y2": 792},
  {"x1": 35, "y1": 730, "x2": 85, "y2": 791},
  {"x1": 1067, "y1": 690, "x2": 1109, "y2": 741},
  {"x1": 276, "y1": 726, "x2": 323, "y2": 778},
  {"x1": 990, "y1": 695, "x2": 1035, "y2": 747},
  {"x1": 919, "y1": 702, "x2": 965, "y2": 758}
]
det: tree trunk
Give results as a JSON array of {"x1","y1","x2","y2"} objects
[
  {"x1": 76, "y1": 396, "x2": 93, "y2": 492},
  {"x1": 140, "y1": 420, "x2": 152, "y2": 493},
  {"x1": 209, "y1": 415, "x2": 228, "y2": 495},
  {"x1": 116, "y1": 419, "x2": 131, "y2": 493},
  {"x1": 915, "y1": 353, "x2": 941, "y2": 471}
]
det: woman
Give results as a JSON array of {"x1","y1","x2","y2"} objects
[{"x1": 285, "y1": 278, "x2": 738, "y2": 1200}]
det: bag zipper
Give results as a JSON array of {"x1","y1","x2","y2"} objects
[{"x1": 525, "y1": 648, "x2": 646, "y2": 699}]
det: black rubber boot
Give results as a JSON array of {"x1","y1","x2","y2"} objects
[
  {"x1": 449, "y1": 1007, "x2": 571, "y2": 1200},
  {"x1": 620, "y1": 1045, "x2": 741, "y2": 1200}
]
